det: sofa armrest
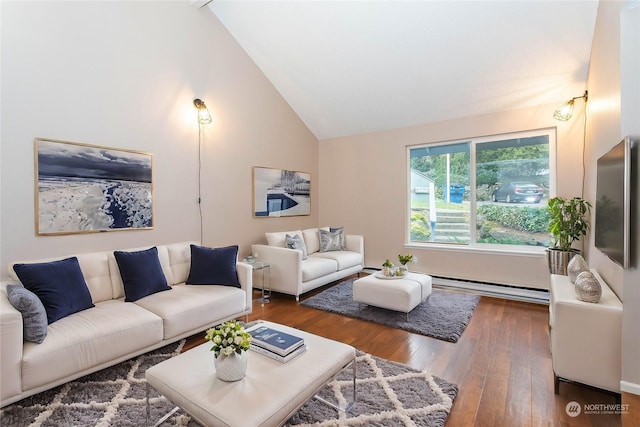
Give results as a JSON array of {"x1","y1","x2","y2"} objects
[
  {"x1": 0, "y1": 282, "x2": 24, "y2": 403},
  {"x1": 236, "y1": 262, "x2": 253, "y2": 313},
  {"x1": 251, "y1": 244, "x2": 303, "y2": 297},
  {"x1": 345, "y1": 234, "x2": 364, "y2": 256}
]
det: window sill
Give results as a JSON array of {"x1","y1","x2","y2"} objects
[{"x1": 404, "y1": 242, "x2": 547, "y2": 258}]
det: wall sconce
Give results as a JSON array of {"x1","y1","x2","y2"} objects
[
  {"x1": 193, "y1": 98, "x2": 212, "y2": 243},
  {"x1": 193, "y1": 98, "x2": 212, "y2": 125},
  {"x1": 553, "y1": 90, "x2": 588, "y2": 121}
]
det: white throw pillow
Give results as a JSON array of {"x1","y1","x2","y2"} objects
[
  {"x1": 319, "y1": 228, "x2": 345, "y2": 252},
  {"x1": 330, "y1": 226, "x2": 346, "y2": 250},
  {"x1": 265, "y1": 230, "x2": 302, "y2": 247},
  {"x1": 285, "y1": 234, "x2": 308, "y2": 259}
]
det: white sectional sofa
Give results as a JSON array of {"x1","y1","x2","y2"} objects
[
  {"x1": 251, "y1": 227, "x2": 364, "y2": 300},
  {"x1": 0, "y1": 241, "x2": 252, "y2": 407}
]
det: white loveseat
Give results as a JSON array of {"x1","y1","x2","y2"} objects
[
  {"x1": 252, "y1": 228, "x2": 364, "y2": 300},
  {"x1": 0, "y1": 241, "x2": 252, "y2": 407}
]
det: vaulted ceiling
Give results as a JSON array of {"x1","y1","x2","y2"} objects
[{"x1": 209, "y1": 1, "x2": 599, "y2": 140}]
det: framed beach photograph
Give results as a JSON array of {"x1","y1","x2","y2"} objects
[
  {"x1": 35, "y1": 138, "x2": 154, "y2": 235},
  {"x1": 253, "y1": 166, "x2": 311, "y2": 217}
]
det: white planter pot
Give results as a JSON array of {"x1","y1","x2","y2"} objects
[
  {"x1": 214, "y1": 351, "x2": 248, "y2": 382},
  {"x1": 546, "y1": 248, "x2": 580, "y2": 275}
]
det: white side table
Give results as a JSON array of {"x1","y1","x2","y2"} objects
[
  {"x1": 549, "y1": 270, "x2": 622, "y2": 393},
  {"x1": 245, "y1": 259, "x2": 271, "y2": 304}
]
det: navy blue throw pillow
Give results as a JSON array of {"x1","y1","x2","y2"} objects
[
  {"x1": 114, "y1": 247, "x2": 171, "y2": 302},
  {"x1": 13, "y1": 257, "x2": 95, "y2": 324},
  {"x1": 186, "y1": 244, "x2": 240, "y2": 287}
]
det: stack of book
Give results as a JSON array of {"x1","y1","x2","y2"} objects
[{"x1": 246, "y1": 324, "x2": 306, "y2": 363}]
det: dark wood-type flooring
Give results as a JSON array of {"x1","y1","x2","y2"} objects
[{"x1": 185, "y1": 277, "x2": 621, "y2": 427}]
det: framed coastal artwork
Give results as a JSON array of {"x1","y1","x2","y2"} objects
[
  {"x1": 35, "y1": 138, "x2": 154, "y2": 235},
  {"x1": 253, "y1": 166, "x2": 311, "y2": 217}
]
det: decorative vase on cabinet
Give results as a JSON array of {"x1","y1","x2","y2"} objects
[
  {"x1": 574, "y1": 271, "x2": 602, "y2": 303},
  {"x1": 567, "y1": 255, "x2": 589, "y2": 283}
]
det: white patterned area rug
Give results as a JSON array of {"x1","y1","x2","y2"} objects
[
  {"x1": 287, "y1": 351, "x2": 458, "y2": 427},
  {"x1": 0, "y1": 344, "x2": 457, "y2": 427}
]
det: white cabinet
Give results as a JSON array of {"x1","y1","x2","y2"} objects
[{"x1": 549, "y1": 270, "x2": 622, "y2": 393}]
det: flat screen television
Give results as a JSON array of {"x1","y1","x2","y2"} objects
[{"x1": 594, "y1": 136, "x2": 637, "y2": 269}]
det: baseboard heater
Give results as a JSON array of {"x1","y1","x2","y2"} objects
[{"x1": 362, "y1": 267, "x2": 549, "y2": 305}]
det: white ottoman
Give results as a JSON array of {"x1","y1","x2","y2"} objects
[
  {"x1": 353, "y1": 272, "x2": 432, "y2": 316},
  {"x1": 146, "y1": 321, "x2": 356, "y2": 427}
]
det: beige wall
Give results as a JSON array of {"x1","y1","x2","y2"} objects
[
  {"x1": 319, "y1": 102, "x2": 586, "y2": 290},
  {"x1": 584, "y1": 0, "x2": 625, "y2": 297},
  {"x1": 584, "y1": 0, "x2": 640, "y2": 397},
  {"x1": 0, "y1": 1, "x2": 318, "y2": 280},
  {"x1": 620, "y1": 1, "x2": 640, "y2": 396}
]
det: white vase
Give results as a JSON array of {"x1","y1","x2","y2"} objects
[{"x1": 214, "y1": 351, "x2": 248, "y2": 381}]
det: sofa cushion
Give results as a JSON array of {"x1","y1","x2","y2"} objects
[
  {"x1": 186, "y1": 245, "x2": 240, "y2": 287},
  {"x1": 114, "y1": 247, "x2": 171, "y2": 302},
  {"x1": 6, "y1": 285, "x2": 48, "y2": 344},
  {"x1": 310, "y1": 251, "x2": 363, "y2": 271},
  {"x1": 12, "y1": 257, "x2": 95, "y2": 324},
  {"x1": 21, "y1": 299, "x2": 163, "y2": 391},
  {"x1": 75, "y1": 251, "x2": 113, "y2": 303},
  {"x1": 266, "y1": 230, "x2": 303, "y2": 248},
  {"x1": 301, "y1": 257, "x2": 338, "y2": 282},
  {"x1": 319, "y1": 228, "x2": 344, "y2": 252},
  {"x1": 134, "y1": 284, "x2": 247, "y2": 340},
  {"x1": 285, "y1": 234, "x2": 308, "y2": 260},
  {"x1": 302, "y1": 229, "x2": 319, "y2": 254},
  {"x1": 165, "y1": 242, "x2": 193, "y2": 285}
]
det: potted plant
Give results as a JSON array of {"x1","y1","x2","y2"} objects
[
  {"x1": 205, "y1": 320, "x2": 252, "y2": 381},
  {"x1": 546, "y1": 196, "x2": 591, "y2": 275},
  {"x1": 397, "y1": 254, "x2": 414, "y2": 274},
  {"x1": 382, "y1": 259, "x2": 394, "y2": 277}
]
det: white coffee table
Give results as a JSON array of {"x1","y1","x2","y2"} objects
[{"x1": 146, "y1": 321, "x2": 356, "y2": 427}]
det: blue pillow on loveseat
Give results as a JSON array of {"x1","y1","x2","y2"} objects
[
  {"x1": 114, "y1": 247, "x2": 171, "y2": 302},
  {"x1": 186, "y1": 244, "x2": 240, "y2": 287},
  {"x1": 12, "y1": 257, "x2": 95, "y2": 324}
]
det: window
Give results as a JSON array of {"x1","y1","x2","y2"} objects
[{"x1": 408, "y1": 129, "x2": 554, "y2": 249}]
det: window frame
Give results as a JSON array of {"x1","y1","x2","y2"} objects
[{"x1": 406, "y1": 128, "x2": 557, "y2": 254}]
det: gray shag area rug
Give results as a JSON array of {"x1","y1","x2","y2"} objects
[
  {"x1": 0, "y1": 342, "x2": 458, "y2": 427},
  {"x1": 301, "y1": 279, "x2": 480, "y2": 343}
]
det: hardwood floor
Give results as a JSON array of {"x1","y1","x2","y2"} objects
[{"x1": 185, "y1": 279, "x2": 621, "y2": 426}]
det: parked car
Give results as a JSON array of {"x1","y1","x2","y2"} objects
[{"x1": 491, "y1": 182, "x2": 543, "y2": 203}]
